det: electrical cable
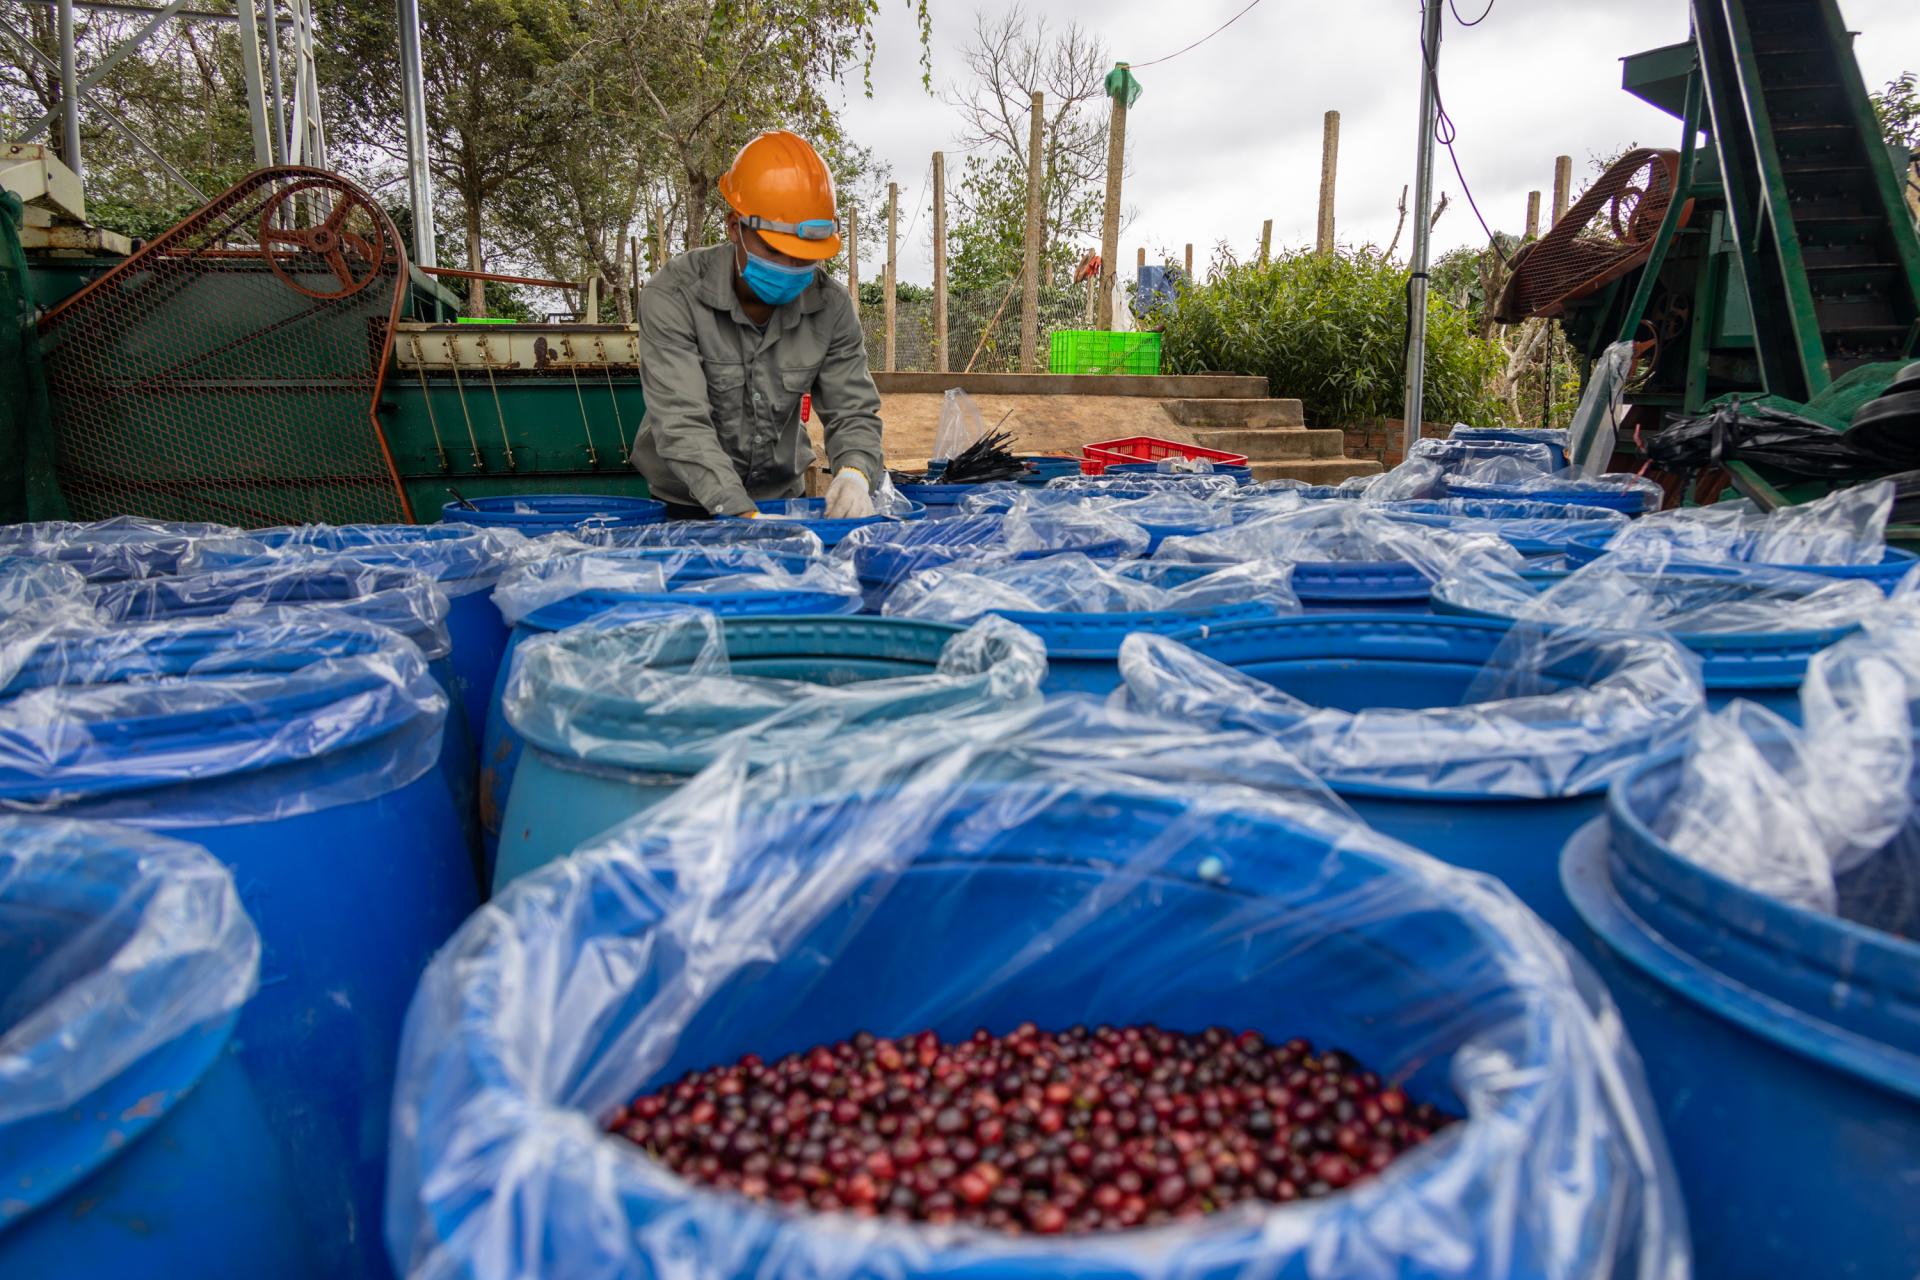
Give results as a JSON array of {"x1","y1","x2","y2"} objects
[
  {"x1": 1420, "y1": 16, "x2": 1508, "y2": 260},
  {"x1": 1449, "y1": 0, "x2": 1496, "y2": 26},
  {"x1": 1132, "y1": 0, "x2": 1267, "y2": 69}
]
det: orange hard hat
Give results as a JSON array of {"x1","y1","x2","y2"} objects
[{"x1": 719, "y1": 131, "x2": 842, "y2": 261}]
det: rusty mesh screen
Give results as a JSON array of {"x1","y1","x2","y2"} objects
[
  {"x1": 1496, "y1": 149, "x2": 1685, "y2": 324},
  {"x1": 37, "y1": 167, "x2": 412, "y2": 526}
]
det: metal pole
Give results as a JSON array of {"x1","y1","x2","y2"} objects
[
  {"x1": 56, "y1": 0, "x2": 81, "y2": 178},
  {"x1": 264, "y1": 0, "x2": 287, "y2": 161},
  {"x1": 396, "y1": 0, "x2": 436, "y2": 268},
  {"x1": 234, "y1": 0, "x2": 274, "y2": 166},
  {"x1": 1402, "y1": 0, "x2": 1444, "y2": 453}
]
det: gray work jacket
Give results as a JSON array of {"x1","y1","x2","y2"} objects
[{"x1": 631, "y1": 242, "x2": 884, "y2": 514}]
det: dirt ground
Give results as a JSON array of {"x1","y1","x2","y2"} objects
[{"x1": 809, "y1": 392, "x2": 1202, "y2": 471}]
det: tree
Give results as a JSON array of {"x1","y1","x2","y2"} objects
[
  {"x1": 942, "y1": 5, "x2": 1109, "y2": 290},
  {"x1": 319, "y1": 0, "x2": 577, "y2": 313},
  {"x1": 581, "y1": 0, "x2": 929, "y2": 254}
]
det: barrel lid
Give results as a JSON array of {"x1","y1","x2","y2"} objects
[
  {"x1": 441, "y1": 494, "x2": 666, "y2": 530},
  {"x1": 1563, "y1": 525, "x2": 1917, "y2": 588}
]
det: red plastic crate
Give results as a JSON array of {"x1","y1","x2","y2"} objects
[{"x1": 1080, "y1": 436, "x2": 1250, "y2": 476}]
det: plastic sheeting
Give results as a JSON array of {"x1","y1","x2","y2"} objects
[
  {"x1": 89, "y1": 559, "x2": 455, "y2": 661},
  {"x1": 491, "y1": 548, "x2": 862, "y2": 627},
  {"x1": 0, "y1": 515, "x2": 238, "y2": 581},
  {"x1": 1042, "y1": 472, "x2": 1244, "y2": 501},
  {"x1": 0, "y1": 612, "x2": 448, "y2": 825},
  {"x1": 179, "y1": 524, "x2": 527, "y2": 596},
  {"x1": 1435, "y1": 551, "x2": 1888, "y2": 637},
  {"x1": 1377, "y1": 499, "x2": 1628, "y2": 553},
  {"x1": 960, "y1": 485, "x2": 1235, "y2": 537},
  {"x1": 884, "y1": 553, "x2": 1299, "y2": 623},
  {"x1": 1408, "y1": 436, "x2": 1561, "y2": 476},
  {"x1": 502, "y1": 612, "x2": 1048, "y2": 770},
  {"x1": 1115, "y1": 627, "x2": 1704, "y2": 798},
  {"x1": 386, "y1": 697, "x2": 1687, "y2": 1280},
  {"x1": 1444, "y1": 455, "x2": 1664, "y2": 508},
  {"x1": 572, "y1": 521, "x2": 826, "y2": 558},
  {"x1": 836, "y1": 509, "x2": 1151, "y2": 577},
  {"x1": 1643, "y1": 584, "x2": 1920, "y2": 914},
  {"x1": 1600, "y1": 480, "x2": 1893, "y2": 568},
  {"x1": 1156, "y1": 503, "x2": 1526, "y2": 583},
  {"x1": 0, "y1": 556, "x2": 88, "y2": 615},
  {"x1": 0, "y1": 816, "x2": 259, "y2": 1126}
]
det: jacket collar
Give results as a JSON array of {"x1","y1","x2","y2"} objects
[{"x1": 693, "y1": 241, "x2": 829, "y2": 330}]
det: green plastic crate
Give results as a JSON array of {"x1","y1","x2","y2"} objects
[{"x1": 1049, "y1": 330, "x2": 1161, "y2": 375}]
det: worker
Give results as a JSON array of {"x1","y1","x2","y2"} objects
[{"x1": 632, "y1": 130, "x2": 883, "y2": 520}]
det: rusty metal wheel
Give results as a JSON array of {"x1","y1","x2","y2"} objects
[{"x1": 259, "y1": 178, "x2": 386, "y2": 299}]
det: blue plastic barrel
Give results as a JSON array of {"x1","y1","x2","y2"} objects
[
  {"x1": 479, "y1": 553, "x2": 864, "y2": 858},
  {"x1": 1448, "y1": 426, "x2": 1570, "y2": 469},
  {"x1": 1378, "y1": 499, "x2": 1626, "y2": 559},
  {"x1": 1016, "y1": 454, "x2": 1085, "y2": 484},
  {"x1": 0, "y1": 618, "x2": 478, "y2": 1280},
  {"x1": 1563, "y1": 754, "x2": 1920, "y2": 1278},
  {"x1": 1561, "y1": 525, "x2": 1918, "y2": 591},
  {"x1": 1430, "y1": 568, "x2": 1858, "y2": 716},
  {"x1": 974, "y1": 586, "x2": 1280, "y2": 695},
  {"x1": 204, "y1": 523, "x2": 518, "y2": 737},
  {"x1": 1288, "y1": 560, "x2": 1438, "y2": 612},
  {"x1": 721, "y1": 496, "x2": 926, "y2": 548},
  {"x1": 895, "y1": 480, "x2": 978, "y2": 512},
  {"x1": 0, "y1": 818, "x2": 320, "y2": 1280},
  {"x1": 1106, "y1": 461, "x2": 1254, "y2": 484},
  {"x1": 495, "y1": 616, "x2": 992, "y2": 886},
  {"x1": 843, "y1": 513, "x2": 1143, "y2": 613},
  {"x1": 88, "y1": 562, "x2": 483, "y2": 863},
  {"x1": 1445, "y1": 480, "x2": 1657, "y2": 514},
  {"x1": 395, "y1": 782, "x2": 1668, "y2": 1279},
  {"x1": 440, "y1": 493, "x2": 666, "y2": 533},
  {"x1": 1166, "y1": 614, "x2": 1690, "y2": 937},
  {"x1": 0, "y1": 518, "x2": 232, "y2": 582}
]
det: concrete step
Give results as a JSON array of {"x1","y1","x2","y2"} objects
[
  {"x1": 1247, "y1": 458, "x2": 1383, "y2": 485},
  {"x1": 1164, "y1": 397, "x2": 1305, "y2": 429},
  {"x1": 1192, "y1": 427, "x2": 1348, "y2": 460}
]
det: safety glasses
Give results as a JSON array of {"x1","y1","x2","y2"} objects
[{"x1": 739, "y1": 214, "x2": 840, "y2": 241}]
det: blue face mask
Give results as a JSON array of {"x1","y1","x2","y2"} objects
[{"x1": 736, "y1": 233, "x2": 816, "y2": 306}]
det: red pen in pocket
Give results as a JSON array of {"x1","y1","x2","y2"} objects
[{"x1": 800, "y1": 392, "x2": 812, "y2": 423}]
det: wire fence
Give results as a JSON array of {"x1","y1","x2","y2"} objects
[{"x1": 858, "y1": 284, "x2": 1107, "y2": 373}]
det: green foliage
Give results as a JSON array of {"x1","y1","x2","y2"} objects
[
  {"x1": 1872, "y1": 72, "x2": 1920, "y2": 150},
  {"x1": 858, "y1": 279, "x2": 933, "y2": 306},
  {"x1": 1156, "y1": 247, "x2": 1505, "y2": 427}
]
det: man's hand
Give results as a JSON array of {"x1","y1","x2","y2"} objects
[{"x1": 825, "y1": 468, "x2": 876, "y2": 519}]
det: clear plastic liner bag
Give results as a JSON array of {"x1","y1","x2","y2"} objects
[
  {"x1": 1450, "y1": 425, "x2": 1571, "y2": 451},
  {"x1": 0, "y1": 556, "x2": 91, "y2": 616},
  {"x1": 1408, "y1": 436, "x2": 1561, "y2": 476},
  {"x1": 1567, "y1": 342, "x2": 1634, "y2": 476},
  {"x1": 0, "y1": 816, "x2": 259, "y2": 1127},
  {"x1": 178, "y1": 523, "x2": 528, "y2": 594},
  {"x1": 1643, "y1": 591, "x2": 1920, "y2": 915},
  {"x1": 0, "y1": 612, "x2": 448, "y2": 825},
  {"x1": 932, "y1": 387, "x2": 987, "y2": 462},
  {"x1": 1377, "y1": 498, "x2": 1628, "y2": 553},
  {"x1": 1602, "y1": 479, "x2": 1892, "y2": 567},
  {"x1": 883, "y1": 552, "x2": 1300, "y2": 623},
  {"x1": 569, "y1": 520, "x2": 826, "y2": 558},
  {"x1": 1156, "y1": 502, "x2": 1525, "y2": 584},
  {"x1": 1447, "y1": 455, "x2": 1664, "y2": 506},
  {"x1": 1436, "y1": 547, "x2": 1887, "y2": 636},
  {"x1": 386, "y1": 696, "x2": 1687, "y2": 1280},
  {"x1": 501, "y1": 611, "x2": 1048, "y2": 771},
  {"x1": 0, "y1": 515, "x2": 240, "y2": 581},
  {"x1": 491, "y1": 548, "x2": 858, "y2": 626},
  {"x1": 871, "y1": 472, "x2": 917, "y2": 518},
  {"x1": 89, "y1": 558, "x2": 455, "y2": 660},
  {"x1": 1340, "y1": 456, "x2": 1448, "y2": 502},
  {"x1": 1116, "y1": 624, "x2": 1704, "y2": 798},
  {"x1": 1042, "y1": 471, "x2": 1243, "y2": 500},
  {"x1": 961, "y1": 485, "x2": 1234, "y2": 536}
]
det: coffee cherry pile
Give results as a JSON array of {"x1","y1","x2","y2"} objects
[{"x1": 606, "y1": 1022, "x2": 1457, "y2": 1236}]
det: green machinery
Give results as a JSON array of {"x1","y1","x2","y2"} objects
[{"x1": 1501, "y1": 0, "x2": 1920, "y2": 506}]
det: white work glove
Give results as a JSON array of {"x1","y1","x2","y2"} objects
[{"x1": 824, "y1": 467, "x2": 877, "y2": 519}]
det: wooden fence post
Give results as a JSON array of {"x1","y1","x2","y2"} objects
[
  {"x1": 1184, "y1": 243, "x2": 1193, "y2": 278},
  {"x1": 1260, "y1": 218, "x2": 1272, "y2": 264},
  {"x1": 884, "y1": 180, "x2": 898, "y2": 372},
  {"x1": 1316, "y1": 110, "x2": 1340, "y2": 255},
  {"x1": 932, "y1": 151, "x2": 948, "y2": 373},
  {"x1": 1552, "y1": 155, "x2": 1572, "y2": 226},
  {"x1": 847, "y1": 203, "x2": 859, "y2": 315},
  {"x1": 1096, "y1": 68, "x2": 1128, "y2": 330},
  {"x1": 1524, "y1": 190, "x2": 1541, "y2": 240},
  {"x1": 1020, "y1": 91, "x2": 1045, "y2": 372}
]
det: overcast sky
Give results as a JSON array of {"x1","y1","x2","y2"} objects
[{"x1": 831, "y1": 0, "x2": 1920, "y2": 285}]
